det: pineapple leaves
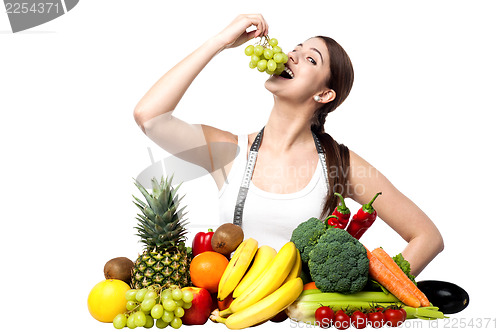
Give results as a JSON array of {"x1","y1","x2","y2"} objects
[
  {"x1": 132, "y1": 175, "x2": 189, "y2": 251},
  {"x1": 151, "y1": 177, "x2": 161, "y2": 197},
  {"x1": 162, "y1": 209, "x2": 174, "y2": 224},
  {"x1": 158, "y1": 190, "x2": 168, "y2": 211},
  {"x1": 132, "y1": 195, "x2": 147, "y2": 209},
  {"x1": 171, "y1": 182, "x2": 183, "y2": 201},
  {"x1": 135, "y1": 217, "x2": 155, "y2": 237},
  {"x1": 175, "y1": 205, "x2": 188, "y2": 220},
  {"x1": 155, "y1": 215, "x2": 166, "y2": 232},
  {"x1": 135, "y1": 182, "x2": 161, "y2": 214},
  {"x1": 143, "y1": 207, "x2": 156, "y2": 221}
]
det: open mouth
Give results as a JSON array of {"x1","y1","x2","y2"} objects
[{"x1": 278, "y1": 66, "x2": 294, "y2": 79}]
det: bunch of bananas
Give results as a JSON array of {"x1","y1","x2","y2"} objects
[{"x1": 210, "y1": 239, "x2": 303, "y2": 329}]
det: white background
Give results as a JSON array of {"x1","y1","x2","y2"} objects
[{"x1": 1, "y1": 1, "x2": 499, "y2": 331}]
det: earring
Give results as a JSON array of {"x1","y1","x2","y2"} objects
[{"x1": 313, "y1": 96, "x2": 321, "y2": 102}]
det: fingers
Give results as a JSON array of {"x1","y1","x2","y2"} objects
[
  {"x1": 216, "y1": 14, "x2": 269, "y2": 50},
  {"x1": 245, "y1": 30, "x2": 257, "y2": 43},
  {"x1": 240, "y1": 13, "x2": 269, "y2": 38}
]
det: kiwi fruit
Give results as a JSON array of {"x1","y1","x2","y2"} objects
[
  {"x1": 104, "y1": 257, "x2": 134, "y2": 284},
  {"x1": 211, "y1": 223, "x2": 244, "y2": 256}
]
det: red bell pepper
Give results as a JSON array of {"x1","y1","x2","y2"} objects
[
  {"x1": 332, "y1": 193, "x2": 350, "y2": 229},
  {"x1": 192, "y1": 228, "x2": 214, "y2": 257},
  {"x1": 346, "y1": 192, "x2": 382, "y2": 239}
]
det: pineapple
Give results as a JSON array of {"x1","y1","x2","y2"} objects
[{"x1": 130, "y1": 176, "x2": 192, "y2": 289}]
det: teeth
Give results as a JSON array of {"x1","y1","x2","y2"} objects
[{"x1": 284, "y1": 67, "x2": 294, "y2": 79}]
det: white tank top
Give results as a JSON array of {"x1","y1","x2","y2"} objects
[{"x1": 218, "y1": 134, "x2": 329, "y2": 250}]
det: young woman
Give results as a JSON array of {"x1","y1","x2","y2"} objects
[{"x1": 133, "y1": 14, "x2": 443, "y2": 276}]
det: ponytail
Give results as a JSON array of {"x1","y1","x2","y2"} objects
[
  {"x1": 311, "y1": 36, "x2": 354, "y2": 217},
  {"x1": 311, "y1": 124, "x2": 350, "y2": 218}
]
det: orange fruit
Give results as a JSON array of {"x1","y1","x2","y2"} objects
[{"x1": 190, "y1": 251, "x2": 229, "y2": 293}]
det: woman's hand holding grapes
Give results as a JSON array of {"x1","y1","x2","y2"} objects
[{"x1": 214, "y1": 14, "x2": 269, "y2": 51}]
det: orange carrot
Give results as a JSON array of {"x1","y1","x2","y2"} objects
[
  {"x1": 365, "y1": 248, "x2": 421, "y2": 308},
  {"x1": 372, "y1": 248, "x2": 430, "y2": 307},
  {"x1": 303, "y1": 282, "x2": 318, "y2": 290}
]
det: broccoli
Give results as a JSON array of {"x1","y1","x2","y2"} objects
[
  {"x1": 290, "y1": 217, "x2": 327, "y2": 265},
  {"x1": 308, "y1": 227, "x2": 369, "y2": 294}
]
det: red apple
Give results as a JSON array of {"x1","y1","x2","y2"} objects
[{"x1": 181, "y1": 287, "x2": 213, "y2": 325}]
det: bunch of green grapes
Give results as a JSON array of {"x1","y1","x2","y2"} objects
[
  {"x1": 112, "y1": 285, "x2": 194, "y2": 329},
  {"x1": 245, "y1": 36, "x2": 288, "y2": 75}
]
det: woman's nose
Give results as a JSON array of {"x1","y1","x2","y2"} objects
[{"x1": 287, "y1": 51, "x2": 297, "y2": 64}]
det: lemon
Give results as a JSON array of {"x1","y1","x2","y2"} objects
[{"x1": 88, "y1": 279, "x2": 130, "y2": 322}]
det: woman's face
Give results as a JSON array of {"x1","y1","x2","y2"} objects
[{"x1": 265, "y1": 37, "x2": 331, "y2": 103}]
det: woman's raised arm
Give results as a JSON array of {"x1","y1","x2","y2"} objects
[
  {"x1": 134, "y1": 14, "x2": 268, "y2": 127},
  {"x1": 132, "y1": 15, "x2": 268, "y2": 181}
]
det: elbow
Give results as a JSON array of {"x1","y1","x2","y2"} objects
[
  {"x1": 407, "y1": 227, "x2": 444, "y2": 258},
  {"x1": 435, "y1": 233, "x2": 445, "y2": 254},
  {"x1": 133, "y1": 106, "x2": 173, "y2": 134},
  {"x1": 133, "y1": 106, "x2": 147, "y2": 133},
  {"x1": 433, "y1": 223, "x2": 445, "y2": 254},
  {"x1": 425, "y1": 229, "x2": 445, "y2": 256}
]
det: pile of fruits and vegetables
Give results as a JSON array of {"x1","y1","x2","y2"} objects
[
  {"x1": 87, "y1": 173, "x2": 468, "y2": 330},
  {"x1": 88, "y1": 175, "x2": 303, "y2": 329}
]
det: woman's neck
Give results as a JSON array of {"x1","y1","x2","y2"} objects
[{"x1": 262, "y1": 100, "x2": 315, "y2": 153}]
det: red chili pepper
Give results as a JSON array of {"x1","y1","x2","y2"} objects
[
  {"x1": 325, "y1": 215, "x2": 342, "y2": 228},
  {"x1": 346, "y1": 192, "x2": 382, "y2": 239},
  {"x1": 332, "y1": 193, "x2": 350, "y2": 229},
  {"x1": 192, "y1": 228, "x2": 214, "y2": 257}
]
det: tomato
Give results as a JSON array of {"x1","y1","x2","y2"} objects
[
  {"x1": 350, "y1": 310, "x2": 368, "y2": 329},
  {"x1": 334, "y1": 310, "x2": 351, "y2": 330},
  {"x1": 367, "y1": 311, "x2": 385, "y2": 328},
  {"x1": 315, "y1": 306, "x2": 334, "y2": 328},
  {"x1": 400, "y1": 307, "x2": 407, "y2": 321},
  {"x1": 384, "y1": 308, "x2": 405, "y2": 327}
]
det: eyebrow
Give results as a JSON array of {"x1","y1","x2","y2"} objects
[{"x1": 296, "y1": 43, "x2": 324, "y2": 64}]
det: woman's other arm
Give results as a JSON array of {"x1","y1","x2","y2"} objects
[{"x1": 347, "y1": 150, "x2": 444, "y2": 276}]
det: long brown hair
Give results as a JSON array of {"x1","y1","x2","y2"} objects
[{"x1": 311, "y1": 36, "x2": 354, "y2": 218}]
